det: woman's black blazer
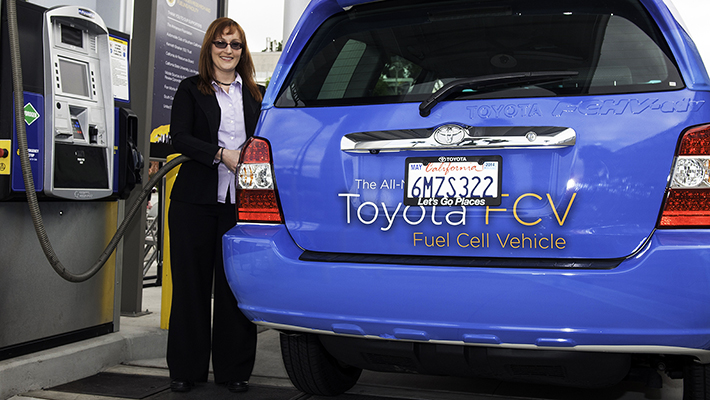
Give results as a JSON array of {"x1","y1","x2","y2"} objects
[{"x1": 169, "y1": 75, "x2": 263, "y2": 204}]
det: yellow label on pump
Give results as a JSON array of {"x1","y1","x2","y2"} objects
[{"x1": 0, "y1": 140, "x2": 10, "y2": 175}]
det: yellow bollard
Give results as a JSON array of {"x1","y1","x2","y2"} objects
[{"x1": 160, "y1": 153, "x2": 181, "y2": 330}]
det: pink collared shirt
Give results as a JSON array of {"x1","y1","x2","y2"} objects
[{"x1": 212, "y1": 74, "x2": 247, "y2": 204}]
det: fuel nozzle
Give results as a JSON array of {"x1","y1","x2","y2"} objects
[{"x1": 89, "y1": 126, "x2": 98, "y2": 144}]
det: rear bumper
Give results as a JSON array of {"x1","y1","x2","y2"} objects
[{"x1": 223, "y1": 224, "x2": 710, "y2": 362}]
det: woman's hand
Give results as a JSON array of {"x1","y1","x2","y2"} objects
[{"x1": 221, "y1": 148, "x2": 242, "y2": 174}]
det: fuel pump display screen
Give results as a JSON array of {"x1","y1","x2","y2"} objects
[
  {"x1": 59, "y1": 58, "x2": 90, "y2": 98},
  {"x1": 60, "y1": 24, "x2": 83, "y2": 48}
]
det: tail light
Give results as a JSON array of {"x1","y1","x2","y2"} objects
[
  {"x1": 659, "y1": 124, "x2": 710, "y2": 227},
  {"x1": 236, "y1": 137, "x2": 284, "y2": 223}
]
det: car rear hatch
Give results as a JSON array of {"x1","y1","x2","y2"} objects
[{"x1": 260, "y1": 0, "x2": 708, "y2": 262}]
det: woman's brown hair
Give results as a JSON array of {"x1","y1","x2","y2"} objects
[{"x1": 197, "y1": 17, "x2": 262, "y2": 102}]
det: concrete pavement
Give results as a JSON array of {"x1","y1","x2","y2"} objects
[
  {"x1": 2, "y1": 285, "x2": 685, "y2": 400},
  {"x1": 0, "y1": 287, "x2": 166, "y2": 400}
]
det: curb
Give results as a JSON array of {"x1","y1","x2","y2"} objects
[{"x1": 0, "y1": 325, "x2": 167, "y2": 400}]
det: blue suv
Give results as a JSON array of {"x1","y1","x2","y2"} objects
[{"x1": 224, "y1": 0, "x2": 710, "y2": 397}]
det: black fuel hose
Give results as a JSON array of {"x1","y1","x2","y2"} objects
[{"x1": 7, "y1": 0, "x2": 189, "y2": 283}]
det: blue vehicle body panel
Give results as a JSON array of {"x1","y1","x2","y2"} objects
[
  {"x1": 225, "y1": 0, "x2": 710, "y2": 362},
  {"x1": 261, "y1": 91, "x2": 708, "y2": 259},
  {"x1": 224, "y1": 225, "x2": 710, "y2": 353}
]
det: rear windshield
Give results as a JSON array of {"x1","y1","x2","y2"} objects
[{"x1": 276, "y1": 0, "x2": 683, "y2": 108}]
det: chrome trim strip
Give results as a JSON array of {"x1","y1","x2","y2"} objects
[
  {"x1": 258, "y1": 321, "x2": 710, "y2": 363},
  {"x1": 341, "y1": 126, "x2": 576, "y2": 153}
]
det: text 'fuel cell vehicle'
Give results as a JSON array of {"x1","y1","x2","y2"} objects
[{"x1": 224, "y1": 0, "x2": 710, "y2": 397}]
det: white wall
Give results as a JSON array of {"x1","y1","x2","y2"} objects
[
  {"x1": 666, "y1": 0, "x2": 710, "y2": 71},
  {"x1": 283, "y1": 0, "x2": 309, "y2": 43},
  {"x1": 252, "y1": 51, "x2": 281, "y2": 84}
]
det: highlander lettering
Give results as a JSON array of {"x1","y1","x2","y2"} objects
[{"x1": 552, "y1": 98, "x2": 704, "y2": 116}]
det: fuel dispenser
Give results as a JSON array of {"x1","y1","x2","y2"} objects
[
  {"x1": 43, "y1": 6, "x2": 115, "y2": 200},
  {"x1": 0, "y1": 4, "x2": 121, "y2": 200},
  {"x1": 0, "y1": 1, "x2": 143, "y2": 360}
]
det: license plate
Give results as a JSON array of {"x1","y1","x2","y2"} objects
[{"x1": 404, "y1": 156, "x2": 502, "y2": 206}]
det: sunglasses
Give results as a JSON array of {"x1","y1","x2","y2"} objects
[{"x1": 212, "y1": 40, "x2": 243, "y2": 50}]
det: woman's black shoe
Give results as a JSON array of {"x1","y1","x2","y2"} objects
[
  {"x1": 170, "y1": 379, "x2": 194, "y2": 392},
  {"x1": 227, "y1": 381, "x2": 249, "y2": 393}
]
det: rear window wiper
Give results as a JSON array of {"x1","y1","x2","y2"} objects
[{"x1": 419, "y1": 71, "x2": 579, "y2": 117}]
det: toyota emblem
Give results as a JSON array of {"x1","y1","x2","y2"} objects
[{"x1": 433, "y1": 125, "x2": 467, "y2": 145}]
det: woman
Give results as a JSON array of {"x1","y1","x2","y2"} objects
[{"x1": 167, "y1": 17, "x2": 263, "y2": 393}]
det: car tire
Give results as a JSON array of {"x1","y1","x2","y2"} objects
[
  {"x1": 280, "y1": 332, "x2": 362, "y2": 396},
  {"x1": 684, "y1": 363, "x2": 710, "y2": 400}
]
